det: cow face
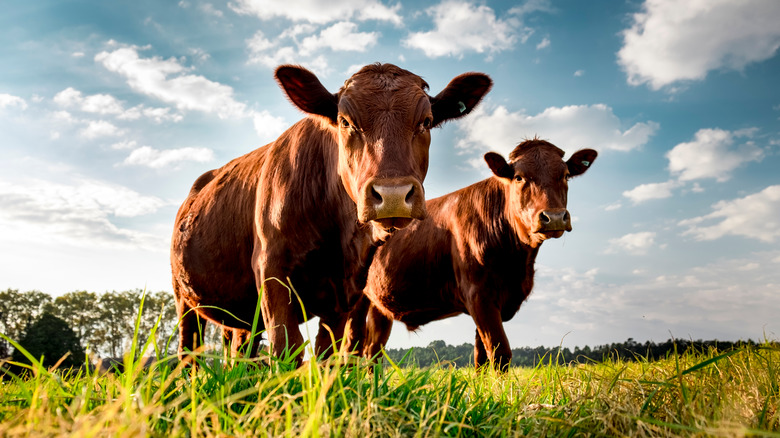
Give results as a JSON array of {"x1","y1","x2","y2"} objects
[
  {"x1": 275, "y1": 64, "x2": 492, "y2": 235},
  {"x1": 484, "y1": 140, "x2": 597, "y2": 246}
]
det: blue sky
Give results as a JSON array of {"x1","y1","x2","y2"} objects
[{"x1": 1, "y1": 0, "x2": 779, "y2": 350}]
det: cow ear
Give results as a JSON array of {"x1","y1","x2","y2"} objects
[
  {"x1": 430, "y1": 73, "x2": 492, "y2": 127},
  {"x1": 275, "y1": 65, "x2": 338, "y2": 124},
  {"x1": 484, "y1": 152, "x2": 514, "y2": 180},
  {"x1": 566, "y1": 149, "x2": 598, "y2": 177}
]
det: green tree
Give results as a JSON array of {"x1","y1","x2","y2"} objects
[
  {"x1": 49, "y1": 290, "x2": 101, "y2": 353},
  {"x1": 95, "y1": 290, "x2": 141, "y2": 357},
  {"x1": 11, "y1": 312, "x2": 85, "y2": 369},
  {"x1": 0, "y1": 289, "x2": 52, "y2": 357},
  {"x1": 136, "y1": 290, "x2": 178, "y2": 355}
]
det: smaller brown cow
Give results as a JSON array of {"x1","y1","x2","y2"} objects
[{"x1": 349, "y1": 139, "x2": 597, "y2": 370}]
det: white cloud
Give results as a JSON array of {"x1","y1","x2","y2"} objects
[
  {"x1": 606, "y1": 231, "x2": 656, "y2": 255},
  {"x1": 95, "y1": 45, "x2": 247, "y2": 119},
  {"x1": 111, "y1": 140, "x2": 138, "y2": 150},
  {"x1": 0, "y1": 93, "x2": 28, "y2": 110},
  {"x1": 299, "y1": 22, "x2": 379, "y2": 56},
  {"x1": 573, "y1": 69, "x2": 584, "y2": 77},
  {"x1": 245, "y1": 26, "x2": 346, "y2": 74},
  {"x1": 679, "y1": 185, "x2": 780, "y2": 243},
  {"x1": 230, "y1": 0, "x2": 402, "y2": 25},
  {"x1": 252, "y1": 110, "x2": 289, "y2": 142},
  {"x1": 456, "y1": 103, "x2": 658, "y2": 158},
  {"x1": 54, "y1": 86, "x2": 183, "y2": 123},
  {"x1": 404, "y1": 0, "x2": 527, "y2": 58},
  {"x1": 80, "y1": 120, "x2": 124, "y2": 139},
  {"x1": 118, "y1": 105, "x2": 184, "y2": 123},
  {"x1": 536, "y1": 37, "x2": 550, "y2": 50},
  {"x1": 666, "y1": 128, "x2": 764, "y2": 182},
  {"x1": 122, "y1": 146, "x2": 214, "y2": 169},
  {"x1": 0, "y1": 177, "x2": 167, "y2": 250},
  {"x1": 618, "y1": 0, "x2": 780, "y2": 90},
  {"x1": 54, "y1": 87, "x2": 124, "y2": 115},
  {"x1": 199, "y1": 3, "x2": 223, "y2": 17},
  {"x1": 623, "y1": 180, "x2": 681, "y2": 204}
]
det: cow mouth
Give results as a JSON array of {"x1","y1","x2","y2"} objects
[
  {"x1": 536, "y1": 229, "x2": 566, "y2": 240},
  {"x1": 374, "y1": 217, "x2": 414, "y2": 232}
]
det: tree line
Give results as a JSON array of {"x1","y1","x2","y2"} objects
[
  {"x1": 0, "y1": 288, "x2": 190, "y2": 361},
  {"x1": 383, "y1": 337, "x2": 768, "y2": 368},
  {"x1": 1, "y1": 288, "x2": 768, "y2": 369}
]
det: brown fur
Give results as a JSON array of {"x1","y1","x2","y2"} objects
[
  {"x1": 349, "y1": 139, "x2": 597, "y2": 370},
  {"x1": 171, "y1": 63, "x2": 492, "y2": 363}
]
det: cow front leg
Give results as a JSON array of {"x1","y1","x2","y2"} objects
[
  {"x1": 474, "y1": 330, "x2": 489, "y2": 369},
  {"x1": 341, "y1": 294, "x2": 371, "y2": 356},
  {"x1": 364, "y1": 304, "x2": 392, "y2": 361},
  {"x1": 259, "y1": 278, "x2": 304, "y2": 366},
  {"x1": 470, "y1": 304, "x2": 511, "y2": 372},
  {"x1": 315, "y1": 315, "x2": 347, "y2": 360}
]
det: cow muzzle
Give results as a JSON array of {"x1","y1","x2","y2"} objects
[
  {"x1": 358, "y1": 176, "x2": 427, "y2": 229},
  {"x1": 537, "y1": 209, "x2": 572, "y2": 238}
]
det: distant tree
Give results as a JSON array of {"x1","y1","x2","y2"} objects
[
  {"x1": 95, "y1": 290, "x2": 141, "y2": 357},
  {"x1": 0, "y1": 289, "x2": 52, "y2": 357},
  {"x1": 49, "y1": 290, "x2": 101, "y2": 353},
  {"x1": 136, "y1": 290, "x2": 178, "y2": 355},
  {"x1": 11, "y1": 312, "x2": 85, "y2": 369}
]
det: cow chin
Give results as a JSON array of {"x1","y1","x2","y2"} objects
[
  {"x1": 370, "y1": 217, "x2": 414, "y2": 242},
  {"x1": 536, "y1": 230, "x2": 565, "y2": 241},
  {"x1": 374, "y1": 217, "x2": 414, "y2": 231}
]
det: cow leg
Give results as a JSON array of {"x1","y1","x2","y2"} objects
[
  {"x1": 259, "y1": 277, "x2": 304, "y2": 366},
  {"x1": 314, "y1": 316, "x2": 347, "y2": 360},
  {"x1": 470, "y1": 304, "x2": 511, "y2": 372},
  {"x1": 474, "y1": 330, "x2": 489, "y2": 369},
  {"x1": 174, "y1": 283, "x2": 202, "y2": 362},
  {"x1": 341, "y1": 295, "x2": 370, "y2": 356},
  {"x1": 223, "y1": 328, "x2": 255, "y2": 358},
  {"x1": 364, "y1": 304, "x2": 392, "y2": 361}
]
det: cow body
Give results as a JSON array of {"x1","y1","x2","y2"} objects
[
  {"x1": 353, "y1": 140, "x2": 597, "y2": 370},
  {"x1": 171, "y1": 63, "x2": 492, "y2": 362}
]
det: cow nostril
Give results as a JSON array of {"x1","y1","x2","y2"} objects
[
  {"x1": 405, "y1": 185, "x2": 415, "y2": 203},
  {"x1": 370, "y1": 186, "x2": 382, "y2": 203},
  {"x1": 563, "y1": 211, "x2": 570, "y2": 222},
  {"x1": 540, "y1": 212, "x2": 550, "y2": 224}
]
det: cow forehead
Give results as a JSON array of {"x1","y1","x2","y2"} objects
[
  {"x1": 512, "y1": 147, "x2": 568, "y2": 179},
  {"x1": 341, "y1": 63, "x2": 429, "y2": 94}
]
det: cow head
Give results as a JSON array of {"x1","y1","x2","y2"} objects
[
  {"x1": 275, "y1": 63, "x2": 492, "y2": 236},
  {"x1": 484, "y1": 139, "x2": 597, "y2": 247}
]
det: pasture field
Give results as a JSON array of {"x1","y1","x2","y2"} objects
[{"x1": 1, "y1": 339, "x2": 778, "y2": 437}]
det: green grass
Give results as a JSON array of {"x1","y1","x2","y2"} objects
[
  {"x1": 1, "y1": 339, "x2": 778, "y2": 437},
  {"x1": 1, "y1": 290, "x2": 778, "y2": 436}
]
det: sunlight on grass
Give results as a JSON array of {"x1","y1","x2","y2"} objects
[
  {"x1": 1, "y1": 293, "x2": 778, "y2": 437},
  {"x1": 1, "y1": 339, "x2": 779, "y2": 437}
]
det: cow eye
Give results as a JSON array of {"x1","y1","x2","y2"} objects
[
  {"x1": 422, "y1": 117, "x2": 432, "y2": 130},
  {"x1": 340, "y1": 117, "x2": 351, "y2": 129},
  {"x1": 514, "y1": 175, "x2": 524, "y2": 183}
]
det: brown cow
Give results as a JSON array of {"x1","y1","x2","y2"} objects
[
  {"x1": 348, "y1": 139, "x2": 597, "y2": 370},
  {"x1": 170, "y1": 63, "x2": 492, "y2": 364}
]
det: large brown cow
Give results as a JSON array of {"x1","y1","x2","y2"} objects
[
  {"x1": 171, "y1": 63, "x2": 492, "y2": 363},
  {"x1": 348, "y1": 139, "x2": 597, "y2": 370}
]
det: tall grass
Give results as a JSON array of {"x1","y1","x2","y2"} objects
[{"x1": 1, "y1": 298, "x2": 778, "y2": 437}]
